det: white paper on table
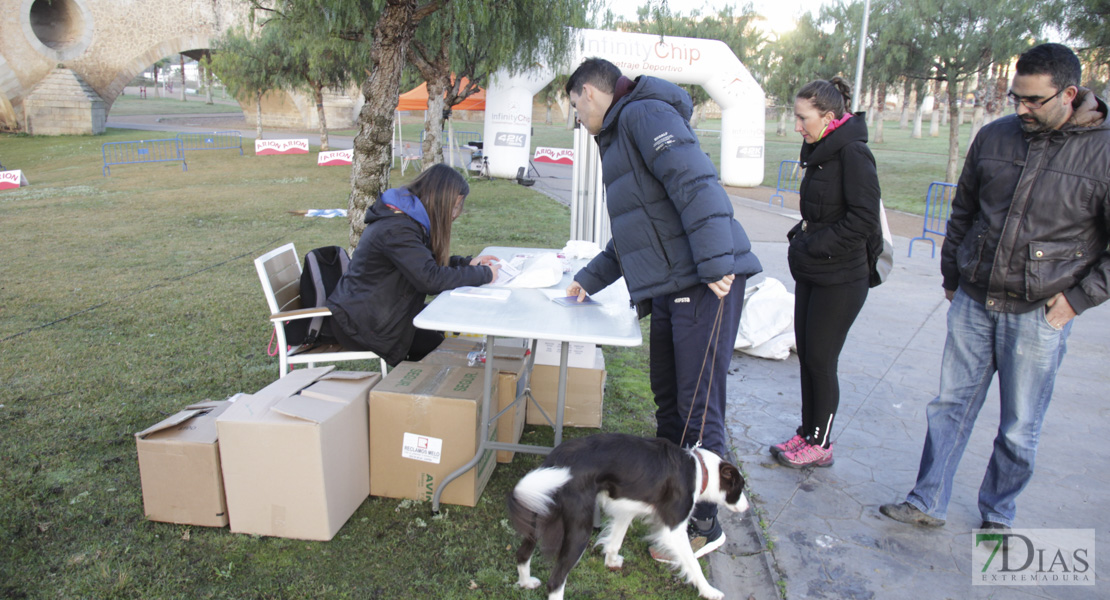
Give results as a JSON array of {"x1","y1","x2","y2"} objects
[
  {"x1": 492, "y1": 259, "x2": 521, "y2": 285},
  {"x1": 451, "y1": 286, "x2": 511, "y2": 300},
  {"x1": 503, "y1": 253, "x2": 563, "y2": 288}
]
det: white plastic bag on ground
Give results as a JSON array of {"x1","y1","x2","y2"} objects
[{"x1": 735, "y1": 277, "x2": 796, "y2": 360}]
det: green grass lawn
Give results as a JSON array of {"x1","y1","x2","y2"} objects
[
  {"x1": 109, "y1": 94, "x2": 242, "y2": 116},
  {"x1": 296, "y1": 106, "x2": 964, "y2": 216},
  {"x1": 0, "y1": 130, "x2": 709, "y2": 599},
  {"x1": 525, "y1": 117, "x2": 968, "y2": 215}
]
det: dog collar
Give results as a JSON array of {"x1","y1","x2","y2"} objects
[{"x1": 693, "y1": 449, "x2": 709, "y2": 495}]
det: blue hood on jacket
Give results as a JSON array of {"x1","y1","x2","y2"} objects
[{"x1": 376, "y1": 187, "x2": 432, "y2": 234}]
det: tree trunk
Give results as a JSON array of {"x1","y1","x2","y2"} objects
[
  {"x1": 349, "y1": 0, "x2": 423, "y2": 249},
  {"x1": 957, "y1": 79, "x2": 971, "y2": 125},
  {"x1": 912, "y1": 88, "x2": 925, "y2": 139},
  {"x1": 689, "y1": 104, "x2": 701, "y2": 129},
  {"x1": 777, "y1": 106, "x2": 789, "y2": 136},
  {"x1": 969, "y1": 88, "x2": 985, "y2": 148},
  {"x1": 256, "y1": 91, "x2": 263, "y2": 139},
  {"x1": 866, "y1": 87, "x2": 876, "y2": 127},
  {"x1": 315, "y1": 84, "x2": 330, "y2": 152},
  {"x1": 875, "y1": 86, "x2": 887, "y2": 143},
  {"x1": 204, "y1": 53, "x2": 214, "y2": 105},
  {"x1": 180, "y1": 55, "x2": 186, "y2": 102},
  {"x1": 545, "y1": 103, "x2": 552, "y2": 126},
  {"x1": 423, "y1": 75, "x2": 448, "y2": 169},
  {"x1": 946, "y1": 83, "x2": 961, "y2": 183},
  {"x1": 989, "y1": 63, "x2": 1009, "y2": 121},
  {"x1": 565, "y1": 99, "x2": 576, "y2": 129},
  {"x1": 153, "y1": 68, "x2": 159, "y2": 99},
  {"x1": 899, "y1": 78, "x2": 911, "y2": 129},
  {"x1": 939, "y1": 81, "x2": 949, "y2": 128}
]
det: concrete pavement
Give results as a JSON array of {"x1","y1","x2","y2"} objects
[{"x1": 714, "y1": 193, "x2": 1109, "y2": 599}]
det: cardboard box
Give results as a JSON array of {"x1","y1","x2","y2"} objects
[
  {"x1": 216, "y1": 368, "x2": 380, "y2": 541},
  {"x1": 370, "y1": 362, "x2": 498, "y2": 507},
  {"x1": 421, "y1": 339, "x2": 528, "y2": 463},
  {"x1": 527, "y1": 348, "x2": 606, "y2": 428},
  {"x1": 534, "y1": 339, "x2": 597, "y2": 369},
  {"x1": 135, "y1": 400, "x2": 231, "y2": 527}
]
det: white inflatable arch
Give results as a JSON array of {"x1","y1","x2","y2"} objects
[{"x1": 482, "y1": 28, "x2": 765, "y2": 243}]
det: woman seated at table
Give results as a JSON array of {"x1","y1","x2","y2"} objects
[{"x1": 324, "y1": 163, "x2": 500, "y2": 366}]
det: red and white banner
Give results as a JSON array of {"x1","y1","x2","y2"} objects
[
  {"x1": 317, "y1": 149, "x2": 353, "y2": 166},
  {"x1": 255, "y1": 139, "x2": 309, "y2": 155},
  {"x1": 0, "y1": 170, "x2": 29, "y2": 190},
  {"x1": 533, "y1": 147, "x2": 574, "y2": 165}
]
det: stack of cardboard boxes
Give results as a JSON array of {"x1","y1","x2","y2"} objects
[{"x1": 134, "y1": 339, "x2": 606, "y2": 540}]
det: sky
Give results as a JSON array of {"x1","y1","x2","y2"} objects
[{"x1": 602, "y1": 0, "x2": 830, "y2": 36}]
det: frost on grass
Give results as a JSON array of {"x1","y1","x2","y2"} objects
[{"x1": 1, "y1": 185, "x2": 103, "y2": 202}]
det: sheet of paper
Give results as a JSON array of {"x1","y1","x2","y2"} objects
[{"x1": 450, "y1": 286, "x2": 511, "y2": 300}]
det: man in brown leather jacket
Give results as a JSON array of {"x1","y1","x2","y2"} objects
[{"x1": 881, "y1": 43, "x2": 1110, "y2": 530}]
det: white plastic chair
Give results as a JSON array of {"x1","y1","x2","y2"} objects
[
  {"x1": 399, "y1": 141, "x2": 423, "y2": 175},
  {"x1": 254, "y1": 243, "x2": 388, "y2": 377}
]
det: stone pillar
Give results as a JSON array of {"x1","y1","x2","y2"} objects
[{"x1": 23, "y1": 67, "x2": 106, "y2": 135}]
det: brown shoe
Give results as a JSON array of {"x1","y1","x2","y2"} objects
[{"x1": 879, "y1": 502, "x2": 945, "y2": 527}]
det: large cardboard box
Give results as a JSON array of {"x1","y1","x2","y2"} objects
[
  {"x1": 216, "y1": 368, "x2": 380, "y2": 541},
  {"x1": 135, "y1": 400, "x2": 231, "y2": 527},
  {"x1": 421, "y1": 339, "x2": 528, "y2": 463},
  {"x1": 534, "y1": 339, "x2": 597, "y2": 369},
  {"x1": 370, "y1": 362, "x2": 498, "y2": 507},
  {"x1": 526, "y1": 348, "x2": 606, "y2": 428}
]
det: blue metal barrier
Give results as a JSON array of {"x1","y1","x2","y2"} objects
[
  {"x1": 908, "y1": 181, "x2": 957, "y2": 258},
  {"x1": 176, "y1": 131, "x2": 243, "y2": 155},
  {"x1": 102, "y1": 139, "x2": 186, "y2": 176},
  {"x1": 420, "y1": 129, "x2": 481, "y2": 147},
  {"x1": 769, "y1": 160, "x2": 802, "y2": 207}
]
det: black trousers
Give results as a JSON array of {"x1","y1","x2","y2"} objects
[
  {"x1": 320, "y1": 317, "x2": 443, "y2": 367},
  {"x1": 793, "y1": 277, "x2": 869, "y2": 448},
  {"x1": 651, "y1": 278, "x2": 746, "y2": 521}
]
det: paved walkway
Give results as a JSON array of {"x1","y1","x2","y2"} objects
[{"x1": 713, "y1": 194, "x2": 1108, "y2": 599}]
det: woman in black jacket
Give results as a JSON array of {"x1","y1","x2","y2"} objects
[
  {"x1": 325, "y1": 164, "x2": 500, "y2": 367},
  {"x1": 772, "y1": 77, "x2": 881, "y2": 468}
]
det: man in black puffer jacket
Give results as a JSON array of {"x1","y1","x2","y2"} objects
[
  {"x1": 563, "y1": 58, "x2": 762, "y2": 558},
  {"x1": 881, "y1": 44, "x2": 1110, "y2": 531}
]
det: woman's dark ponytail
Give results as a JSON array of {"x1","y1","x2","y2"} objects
[{"x1": 796, "y1": 77, "x2": 853, "y2": 118}]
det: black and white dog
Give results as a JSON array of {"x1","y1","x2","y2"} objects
[{"x1": 507, "y1": 433, "x2": 748, "y2": 600}]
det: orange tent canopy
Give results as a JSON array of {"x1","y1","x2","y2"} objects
[{"x1": 396, "y1": 79, "x2": 486, "y2": 112}]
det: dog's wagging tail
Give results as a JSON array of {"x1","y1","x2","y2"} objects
[{"x1": 506, "y1": 433, "x2": 748, "y2": 600}]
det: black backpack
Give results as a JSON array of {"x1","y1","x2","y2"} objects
[{"x1": 285, "y1": 246, "x2": 349, "y2": 346}]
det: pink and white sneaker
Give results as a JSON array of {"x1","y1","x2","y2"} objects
[
  {"x1": 770, "y1": 434, "x2": 807, "y2": 457},
  {"x1": 777, "y1": 442, "x2": 834, "y2": 468}
]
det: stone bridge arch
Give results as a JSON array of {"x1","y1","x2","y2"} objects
[{"x1": 0, "y1": 0, "x2": 253, "y2": 132}]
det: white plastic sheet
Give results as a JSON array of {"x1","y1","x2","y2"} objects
[{"x1": 735, "y1": 277, "x2": 796, "y2": 360}]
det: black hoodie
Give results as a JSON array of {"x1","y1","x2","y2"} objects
[
  {"x1": 325, "y1": 195, "x2": 492, "y2": 366},
  {"x1": 788, "y1": 112, "x2": 882, "y2": 285}
]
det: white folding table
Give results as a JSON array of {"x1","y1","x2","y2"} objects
[{"x1": 413, "y1": 247, "x2": 642, "y2": 511}]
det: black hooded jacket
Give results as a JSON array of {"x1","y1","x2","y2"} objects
[
  {"x1": 325, "y1": 195, "x2": 492, "y2": 366},
  {"x1": 788, "y1": 113, "x2": 882, "y2": 285}
]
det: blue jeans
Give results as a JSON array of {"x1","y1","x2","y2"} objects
[{"x1": 906, "y1": 288, "x2": 1071, "y2": 526}]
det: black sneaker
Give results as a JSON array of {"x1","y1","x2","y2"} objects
[
  {"x1": 979, "y1": 521, "x2": 1010, "y2": 551},
  {"x1": 649, "y1": 516, "x2": 726, "y2": 563},
  {"x1": 688, "y1": 516, "x2": 726, "y2": 559}
]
